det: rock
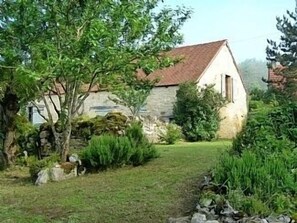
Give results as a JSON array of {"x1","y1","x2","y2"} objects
[
  {"x1": 191, "y1": 213, "x2": 207, "y2": 223},
  {"x1": 277, "y1": 216, "x2": 291, "y2": 223},
  {"x1": 221, "y1": 201, "x2": 237, "y2": 217},
  {"x1": 266, "y1": 216, "x2": 284, "y2": 223},
  {"x1": 35, "y1": 168, "x2": 50, "y2": 186},
  {"x1": 69, "y1": 153, "x2": 81, "y2": 165},
  {"x1": 51, "y1": 162, "x2": 77, "y2": 181},
  {"x1": 205, "y1": 221, "x2": 219, "y2": 223},
  {"x1": 167, "y1": 216, "x2": 191, "y2": 223},
  {"x1": 200, "y1": 198, "x2": 213, "y2": 208},
  {"x1": 196, "y1": 205, "x2": 217, "y2": 220},
  {"x1": 141, "y1": 115, "x2": 167, "y2": 143},
  {"x1": 222, "y1": 217, "x2": 237, "y2": 223},
  {"x1": 39, "y1": 130, "x2": 50, "y2": 139},
  {"x1": 77, "y1": 165, "x2": 86, "y2": 175}
]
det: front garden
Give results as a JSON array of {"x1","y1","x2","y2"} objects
[{"x1": 0, "y1": 141, "x2": 228, "y2": 223}]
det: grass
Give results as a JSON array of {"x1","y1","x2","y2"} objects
[{"x1": 0, "y1": 141, "x2": 230, "y2": 223}]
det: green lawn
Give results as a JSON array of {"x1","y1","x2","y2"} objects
[{"x1": 0, "y1": 141, "x2": 230, "y2": 223}]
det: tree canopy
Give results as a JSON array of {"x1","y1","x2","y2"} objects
[
  {"x1": 266, "y1": 5, "x2": 297, "y2": 97},
  {"x1": 0, "y1": 0, "x2": 192, "y2": 162}
]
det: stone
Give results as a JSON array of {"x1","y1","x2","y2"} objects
[
  {"x1": 222, "y1": 217, "x2": 237, "y2": 223},
  {"x1": 196, "y1": 205, "x2": 217, "y2": 220},
  {"x1": 221, "y1": 201, "x2": 237, "y2": 217},
  {"x1": 266, "y1": 216, "x2": 284, "y2": 223},
  {"x1": 191, "y1": 213, "x2": 207, "y2": 223},
  {"x1": 51, "y1": 163, "x2": 77, "y2": 181},
  {"x1": 69, "y1": 153, "x2": 81, "y2": 165},
  {"x1": 39, "y1": 130, "x2": 50, "y2": 139},
  {"x1": 167, "y1": 216, "x2": 191, "y2": 223},
  {"x1": 200, "y1": 198, "x2": 213, "y2": 208},
  {"x1": 35, "y1": 168, "x2": 50, "y2": 186},
  {"x1": 205, "y1": 221, "x2": 219, "y2": 223},
  {"x1": 141, "y1": 115, "x2": 167, "y2": 143},
  {"x1": 277, "y1": 216, "x2": 291, "y2": 223}
]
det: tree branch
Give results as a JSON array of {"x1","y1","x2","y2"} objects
[
  {"x1": 48, "y1": 91, "x2": 60, "y2": 118},
  {"x1": 31, "y1": 101, "x2": 49, "y2": 122},
  {"x1": 0, "y1": 65, "x2": 16, "y2": 69}
]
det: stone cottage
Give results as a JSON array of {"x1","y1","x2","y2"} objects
[{"x1": 30, "y1": 40, "x2": 247, "y2": 139}]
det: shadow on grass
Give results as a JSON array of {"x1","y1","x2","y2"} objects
[
  {"x1": 0, "y1": 167, "x2": 33, "y2": 186},
  {"x1": 170, "y1": 171, "x2": 210, "y2": 218}
]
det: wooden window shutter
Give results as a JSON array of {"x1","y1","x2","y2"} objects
[
  {"x1": 232, "y1": 78, "x2": 235, "y2": 102},
  {"x1": 221, "y1": 74, "x2": 226, "y2": 97}
]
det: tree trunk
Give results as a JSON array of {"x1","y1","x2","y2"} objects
[
  {"x1": 61, "y1": 127, "x2": 71, "y2": 162},
  {"x1": 0, "y1": 88, "x2": 20, "y2": 166},
  {"x1": 3, "y1": 127, "x2": 17, "y2": 165},
  {"x1": 52, "y1": 121, "x2": 72, "y2": 162}
]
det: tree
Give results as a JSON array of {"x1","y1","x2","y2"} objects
[
  {"x1": 0, "y1": 1, "x2": 41, "y2": 166},
  {"x1": 22, "y1": 0, "x2": 191, "y2": 161},
  {"x1": 266, "y1": 4, "x2": 297, "y2": 98},
  {"x1": 109, "y1": 75, "x2": 158, "y2": 119},
  {"x1": 173, "y1": 82, "x2": 225, "y2": 141},
  {"x1": 238, "y1": 58, "x2": 267, "y2": 92}
]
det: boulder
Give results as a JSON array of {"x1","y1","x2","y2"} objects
[
  {"x1": 141, "y1": 115, "x2": 167, "y2": 143},
  {"x1": 191, "y1": 213, "x2": 207, "y2": 223},
  {"x1": 35, "y1": 168, "x2": 50, "y2": 186},
  {"x1": 50, "y1": 163, "x2": 77, "y2": 182},
  {"x1": 35, "y1": 158, "x2": 83, "y2": 185}
]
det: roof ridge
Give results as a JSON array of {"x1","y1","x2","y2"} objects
[{"x1": 174, "y1": 39, "x2": 227, "y2": 50}]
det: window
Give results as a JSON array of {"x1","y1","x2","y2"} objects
[
  {"x1": 90, "y1": 105, "x2": 119, "y2": 115},
  {"x1": 225, "y1": 75, "x2": 233, "y2": 101},
  {"x1": 28, "y1": 106, "x2": 33, "y2": 123},
  {"x1": 222, "y1": 74, "x2": 234, "y2": 102},
  {"x1": 28, "y1": 105, "x2": 45, "y2": 125}
]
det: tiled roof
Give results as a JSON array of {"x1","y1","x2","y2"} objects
[
  {"x1": 141, "y1": 39, "x2": 227, "y2": 86},
  {"x1": 268, "y1": 66, "x2": 286, "y2": 89},
  {"x1": 51, "y1": 40, "x2": 227, "y2": 94},
  {"x1": 268, "y1": 67, "x2": 285, "y2": 83}
]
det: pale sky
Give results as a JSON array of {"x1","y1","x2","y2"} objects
[{"x1": 163, "y1": 0, "x2": 295, "y2": 62}]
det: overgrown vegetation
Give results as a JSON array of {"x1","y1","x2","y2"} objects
[
  {"x1": 80, "y1": 122, "x2": 158, "y2": 170},
  {"x1": 28, "y1": 154, "x2": 60, "y2": 181},
  {"x1": 213, "y1": 90, "x2": 297, "y2": 215},
  {"x1": 159, "y1": 123, "x2": 183, "y2": 144},
  {"x1": 173, "y1": 82, "x2": 225, "y2": 141},
  {"x1": 71, "y1": 112, "x2": 128, "y2": 141}
]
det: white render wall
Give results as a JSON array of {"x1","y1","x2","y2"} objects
[{"x1": 197, "y1": 44, "x2": 248, "y2": 138}]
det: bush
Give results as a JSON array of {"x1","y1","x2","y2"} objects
[
  {"x1": 159, "y1": 123, "x2": 182, "y2": 144},
  {"x1": 80, "y1": 134, "x2": 134, "y2": 169},
  {"x1": 173, "y1": 82, "x2": 225, "y2": 141},
  {"x1": 15, "y1": 114, "x2": 39, "y2": 156},
  {"x1": 28, "y1": 154, "x2": 60, "y2": 181},
  {"x1": 126, "y1": 121, "x2": 159, "y2": 165},
  {"x1": 213, "y1": 95, "x2": 297, "y2": 215},
  {"x1": 81, "y1": 122, "x2": 158, "y2": 170},
  {"x1": 71, "y1": 112, "x2": 128, "y2": 141}
]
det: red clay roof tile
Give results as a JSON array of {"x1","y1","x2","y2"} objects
[{"x1": 142, "y1": 39, "x2": 226, "y2": 86}]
